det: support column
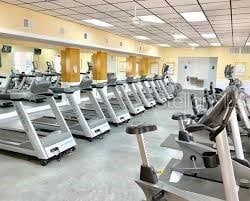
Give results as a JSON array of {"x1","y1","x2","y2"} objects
[
  {"x1": 61, "y1": 48, "x2": 80, "y2": 102},
  {"x1": 126, "y1": 56, "x2": 136, "y2": 77},
  {"x1": 139, "y1": 57, "x2": 149, "y2": 76},
  {"x1": 61, "y1": 48, "x2": 80, "y2": 82},
  {"x1": 93, "y1": 51, "x2": 107, "y2": 80}
]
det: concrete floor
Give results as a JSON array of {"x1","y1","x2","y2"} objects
[{"x1": 0, "y1": 91, "x2": 198, "y2": 201}]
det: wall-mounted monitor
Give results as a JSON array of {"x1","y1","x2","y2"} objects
[
  {"x1": 34, "y1": 48, "x2": 42, "y2": 55},
  {"x1": 2, "y1": 45, "x2": 12, "y2": 53}
]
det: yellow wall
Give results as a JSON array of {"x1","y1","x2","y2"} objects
[
  {"x1": 0, "y1": 42, "x2": 60, "y2": 73},
  {"x1": 0, "y1": 2, "x2": 160, "y2": 57},
  {"x1": 161, "y1": 47, "x2": 250, "y2": 81},
  {"x1": 80, "y1": 51, "x2": 93, "y2": 73}
]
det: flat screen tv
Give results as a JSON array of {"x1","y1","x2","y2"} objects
[
  {"x1": 2, "y1": 45, "x2": 12, "y2": 53},
  {"x1": 34, "y1": 48, "x2": 42, "y2": 55}
]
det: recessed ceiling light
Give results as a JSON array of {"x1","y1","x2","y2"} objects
[
  {"x1": 158, "y1": 44, "x2": 170, "y2": 47},
  {"x1": 245, "y1": 42, "x2": 250, "y2": 46},
  {"x1": 210, "y1": 43, "x2": 221, "y2": 46},
  {"x1": 202, "y1": 33, "x2": 216, "y2": 39},
  {"x1": 134, "y1": 36, "x2": 150, "y2": 40},
  {"x1": 138, "y1": 15, "x2": 165, "y2": 24},
  {"x1": 172, "y1": 34, "x2": 187, "y2": 39},
  {"x1": 189, "y1": 43, "x2": 199, "y2": 47},
  {"x1": 180, "y1": 11, "x2": 207, "y2": 22},
  {"x1": 82, "y1": 19, "x2": 113, "y2": 27}
]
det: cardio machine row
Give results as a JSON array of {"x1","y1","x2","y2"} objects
[
  {"x1": 0, "y1": 71, "x2": 180, "y2": 166},
  {"x1": 126, "y1": 65, "x2": 250, "y2": 200}
]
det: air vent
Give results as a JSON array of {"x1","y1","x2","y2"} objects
[
  {"x1": 84, "y1": 33, "x2": 88, "y2": 39},
  {"x1": 23, "y1": 19, "x2": 32, "y2": 29},
  {"x1": 59, "y1": 27, "x2": 65, "y2": 34},
  {"x1": 229, "y1": 46, "x2": 250, "y2": 54}
]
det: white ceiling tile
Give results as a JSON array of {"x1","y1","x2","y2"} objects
[
  {"x1": 113, "y1": 2, "x2": 143, "y2": 10},
  {"x1": 32, "y1": 2, "x2": 63, "y2": 10},
  {"x1": 205, "y1": 9, "x2": 231, "y2": 16},
  {"x1": 108, "y1": 11, "x2": 131, "y2": 18},
  {"x1": 106, "y1": 0, "x2": 133, "y2": 3},
  {"x1": 2, "y1": 0, "x2": 24, "y2": 4},
  {"x1": 175, "y1": 4, "x2": 201, "y2": 12},
  {"x1": 71, "y1": 13, "x2": 92, "y2": 20},
  {"x1": 70, "y1": 6, "x2": 98, "y2": 14},
  {"x1": 233, "y1": 14, "x2": 250, "y2": 20},
  {"x1": 86, "y1": 12, "x2": 111, "y2": 19},
  {"x1": 77, "y1": 0, "x2": 106, "y2": 5},
  {"x1": 137, "y1": 0, "x2": 169, "y2": 8},
  {"x1": 166, "y1": 0, "x2": 197, "y2": 6},
  {"x1": 208, "y1": 15, "x2": 231, "y2": 21},
  {"x1": 126, "y1": 9, "x2": 151, "y2": 16},
  {"x1": 94, "y1": 4, "x2": 120, "y2": 12},
  {"x1": 52, "y1": 0, "x2": 83, "y2": 8},
  {"x1": 201, "y1": 2, "x2": 230, "y2": 10},
  {"x1": 232, "y1": 0, "x2": 250, "y2": 8},
  {"x1": 19, "y1": 3, "x2": 44, "y2": 11},
  {"x1": 149, "y1": 7, "x2": 175, "y2": 15},
  {"x1": 232, "y1": 7, "x2": 250, "y2": 15},
  {"x1": 21, "y1": 0, "x2": 43, "y2": 2},
  {"x1": 233, "y1": 18, "x2": 250, "y2": 24},
  {"x1": 53, "y1": 8, "x2": 79, "y2": 15}
]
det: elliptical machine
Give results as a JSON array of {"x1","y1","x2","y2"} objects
[{"x1": 162, "y1": 63, "x2": 182, "y2": 97}]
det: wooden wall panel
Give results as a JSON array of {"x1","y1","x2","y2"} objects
[
  {"x1": 139, "y1": 57, "x2": 149, "y2": 76},
  {"x1": 93, "y1": 51, "x2": 107, "y2": 80},
  {"x1": 61, "y1": 48, "x2": 80, "y2": 82},
  {"x1": 126, "y1": 56, "x2": 136, "y2": 77}
]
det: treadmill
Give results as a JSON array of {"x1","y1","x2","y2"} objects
[
  {"x1": 0, "y1": 75, "x2": 13, "y2": 107},
  {"x1": 18, "y1": 73, "x2": 46, "y2": 103},
  {"x1": 154, "y1": 74, "x2": 174, "y2": 100},
  {"x1": 84, "y1": 78, "x2": 131, "y2": 125},
  {"x1": 0, "y1": 80, "x2": 76, "y2": 165},
  {"x1": 127, "y1": 76, "x2": 156, "y2": 109},
  {"x1": 107, "y1": 74, "x2": 145, "y2": 116},
  {"x1": 141, "y1": 76, "x2": 166, "y2": 104},
  {"x1": 32, "y1": 78, "x2": 110, "y2": 141}
]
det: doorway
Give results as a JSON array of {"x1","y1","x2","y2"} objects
[{"x1": 178, "y1": 57, "x2": 218, "y2": 90}]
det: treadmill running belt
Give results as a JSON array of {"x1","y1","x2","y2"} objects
[
  {"x1": 34, "y1": 116, "x2": 78, "y2": 127},
  {"x1": 0, "y1": 129, "x2": 29, "y2": 143}
]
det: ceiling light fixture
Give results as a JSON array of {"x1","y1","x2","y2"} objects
[
  {"x1": 180, "y1": 11, "x2": 207, "y2": 22},
  {"x1": 172, "y1": 34, "x2": 187, "y2": 39},
  {"x1": 189, "y1": 43, "x2": 199, "y2": 47},
  {"x1": 134, "y1": 36, "x2": 150, "y2": 40},
  {"x1": 210, "y1": 43, "x2": 221, "y2": 46},
  {"x1": 158, "y1": 44, "x2": 170, "y2": 47},
  {"x1": 82, "y1": 19, "x2": 113, "y2": 27},
  {"x1": 138, "y1": 15, "x2": 165, "y2": 23},
  {"x1": 202, "y1": 33, "x2": 216, "y2": 39}
]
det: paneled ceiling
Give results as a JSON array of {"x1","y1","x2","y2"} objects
[{"x1": 2, "y1": 0, "x2": 250, "y2": 47}]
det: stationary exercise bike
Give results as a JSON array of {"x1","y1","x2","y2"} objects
[{"x1": 127, "y1": 86, "x2": 250, "y2": 200}]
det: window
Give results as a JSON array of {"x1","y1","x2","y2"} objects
[{"x1": 13, "y1": 52, "x2": 33, "y2": 73}]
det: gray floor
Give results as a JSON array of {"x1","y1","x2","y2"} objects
[{"x1": 0, "y1": 91, "x2": 198, "y2": 201}]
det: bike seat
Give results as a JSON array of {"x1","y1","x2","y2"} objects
[
  {"x1": 126, "y1": 124, "x2": 157, "y2": 135},
  {"x1": 172, "y1": 113, "x2": 192, "y2": 120}
]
